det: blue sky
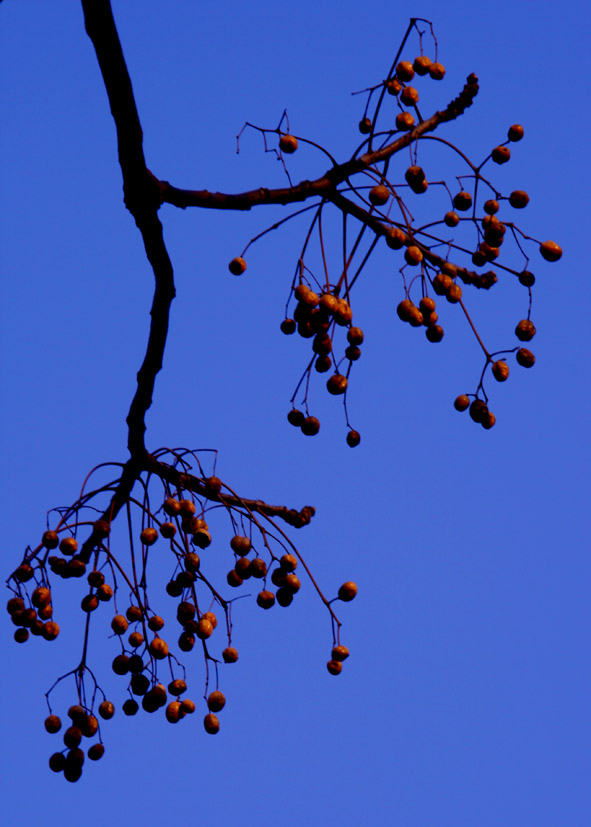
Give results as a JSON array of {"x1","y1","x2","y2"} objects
[{"x1": 1, "y1": 2, "x2": 590, "y2": 825}]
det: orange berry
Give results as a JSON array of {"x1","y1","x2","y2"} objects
[
  {"x1": 327, "y1": 660, "x2": 342, "y2": 675},
  {"x1": 140, "y1": 527, "x2": 158, "y2": 546},
  {"x1": 369, "y1": 185, "x2": 390, "y2": 206},
  {"x1": 516, "y1": 348, "x2": 535, "y2": 368},
  {"x1": 507, "y1": 124, "x2": 524, "y2": 141},
  {"x1": 229, "y1": 257, "x2": 247, "y2": 276},
  {"x1": 413, "y1": 55, "x2": 432, "y2": 75},
  {"x1": 203, "y1": 713, "x2": 220, "y2": 734},
  {"x1": 454, "y1": 394, "x2": 470, "y2": 412},
  {"x1": 279, "y1": 134, "x2": 298, "y2": 154},
  {"x1": 539, "y1": 241, "x2": 562, "y2": 262},
  {"x1": 396, "y1": 111, "x2": 415, "y2": 131},
  {"x1": 338, "y1": 582, "x2": 358, "y2": 602},
  {"x1": 492, "y1": 145, "x2": 510, "y2": 164},
  {"x1": 492, "y1": 360, "x2": 510, "y2": 382},
  {"x1": 396, "y1": 61, "x2": 414, "y2": 82}
]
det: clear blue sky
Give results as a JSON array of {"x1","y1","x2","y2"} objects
[{"x1": 2, "y1": 2, "x2": 590, "y2": 825}]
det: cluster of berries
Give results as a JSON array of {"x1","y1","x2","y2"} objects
[{"x1": 359, "y1": 55, "x2": 447, "y2": 137}]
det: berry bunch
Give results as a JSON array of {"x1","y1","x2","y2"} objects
[
  {"x1": 230, "y1": 19, "x2": 561, "y2": 436},
  {"x1": 7, "y1": 449, "x2": 356, "y2": 780}
]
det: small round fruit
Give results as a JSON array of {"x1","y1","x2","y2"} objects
[
  {"x1": 492, "y1": 360, "x2": 510, "y2": 382},
  {"x1": 369, "y1": 185, "x2": 390, "y2": 206},
  {"x1": 227, "y1": 569, "x2": 243, "y2": 588},
  {"x1": 396, "y1": 111, "x2": 415, "y2": 131},
  {"x1": 168, "y1": 679, "x2": 187, "y2": 696},
  {"x1": 419, "y1": 297, "x2": 436, "y2": 315},
  {"x1": 279, "y1": 134, "x2": 298, "y2": 154},
  {"x1": 222, "y1": 647, "x2": 239, "y2": 663},
  {"x1": 32, "y1": 586, "x2": 51, "y2": 608},
  {"x1": 515, "y1": 319, "x2": 536, "y2": 341},
  {"x1": 276, "y1": 587, "x2": 294, "y2": 607},
  {"x1": 45, "y1": 715, "x2": 62, "y2": 734},
  {"x1": 163, "y1": 497, "x2": 181, "y2": 516},
  {"x1": 396, "y1": 61, "x2": 414, "y2": 81},
  {"x1": 87, "y1": 571, "x2": 104, "y2": 588},
  {"x1": 346, "y1": 430, "x2": 361, "y2": 448},
  {"x1": 404, "y1": 246, "x2": 423, "y2": 266},
  {"x1": 160, "y1": 522, "x2": 176, "y2": 539},
  {"x1": 446, "y1": 283, "x2": 462, "y2": 304},
  {"x1": 385, "y1": 226, "x2": 406, "y2": 249},
  {"x1": 484, "y1": 199, "x2": 499, "y2": 215},
  {"x1": 444, "y1": 211, "x2": 459, "y2": 227},
  {"x1": 112, "y1": 654, "x2": 130, "y2": 675},
  {"x1": 98, "y1": 701, "x2": 115, "y2": 720},
  {"x1": 122, "y1": 699, "x2": 139, "y2": 716},
  {"x1": 14, "y1": 628, "x2": 29, "y2": 643},
  {"x1": 345, "y1": 346, "x2": 361, "y2": 362},
  {"x1": 429, "y1": 62, "x2": 446, "y2": 80},
  {"x1": 59, "y1": 536, "x2": 78, "y2": 555},
  {"x1": 539, "y1": 241, "x2": 562, "y2": 262},
  {"x1": 111, "y1": 615, "x2": 128, "y2": 635},
  {"x1": 509, "y1": 190, "x2": 529, "y2": 209},
  {"x1": 284, "y1": 574, "x2": 301, "y2": 593},
  {"x1": 7, "y1": 597, "x2": 24, "y2": 615},
  {"x1": 178, "y1": 632, "x2": 195, "y2": 652},
  {"x1": 140, "y1": 527, "x2": 158, "y2": 546},
  {"x1": 49, "y1": 752, "x2": 66, "y2": 773},
  {"x1": 128, "y1": 631, "x2": 144, "y2": 648},
  {"x1": 196, "y1": 619, "x2": 214, "y2": 640},
  {"x1": 257, "y1": 590, "x2": 276, "y2": 609},
  {"x1": 516, "y1": 348, "x2": 535, "y2": 368},
  {"x1": 229, "y1": 257, "x2": 247, "y2": 276},
  {"x1": 516, "y1": 273, "x2": 535, "y2": 292},
  {"x1": 280, "y1": 318, "x2": 296, "y2": 335},
  {"x1": 42, "y1": 530, "x2": 59, "y2": 549},
  {"x1": 165, "y1": 701, "x2": 182, "y2": 724},
  {"x1": 400, "y1": 86, "x2": 419, "y2": 105},
  {"x1": 492, "y1": 145, "x2": 511, "y2": 164},
  {"x1": 358, "y1": 116, "x2": 372, "y2": 134},
  {"x1": 396, "y1": 299, "x2": 413, "y2": 322},
  {"x1": 204, "y1": 713, "x2": 220, "y2": 734},
  {"x1": 327, "y1": 660, "x2": 343, "y2": 675},
  {"x1": 386, "y1": 77, "x2": 402, "y2": 95},
  {"x1": 88, "y1": 743, "x2": 105, "y2": 761},
  {"x1": 42, "y1": 621, "x2": 60, "y2": 640},
  {"x1": 287, "y1": 408, "x2": 305, "y2": 428},
  {"x1": 347, "y1": 326, "x2": 364, "y2": 346},
  {"x1": 63, "y1": 726, "x2": 82, "y2": 749},
  {"x1": 425, "y1": 325, "x2": 444, "y2": 343},
  {"x1": 413, "y1": 55, "x2": 432, "y2": 75},
  {"x1": 454, "y1": 394, "x2": 470, "y2": 412},
  {"x1": 181, "y1": 699, "x2": 195, "y2": 714},
  {"x1": 207, "y1": 691, "x2": 226, "y2": 712},
  {"x1": 469, "y1": 399, "x2": 488, "y2": 423},
  {"x1": 338, "y1": 582, "x2": 358, "y2": 602},
  {"x1": 81, "y1": 594, "x2": 99, "y2": 613},
  {"x1": 481, "y1": 411, "x2": 496, "y2": 430},
  {"x1": 97, "y1": 584, "x2": 113, "y2": 602},
  {"x1": 453, "y1": 191, "x2": 472, "y2": 211},
  {"x1": 301, "y1": 416, "x2": 320, "y2": 436},
  {"x1": 280, "y1": 553, "x2": 298, "y2": 572},
  {"x1": 149, "y1": 637, "x2": 169, "y2": 660},
  {"x1": 326, "y1": 374, "x2": 348, "y2": 395},
  {"x1": 332, "y1": 645, "x2": 350, "y2": 662},
  {"x1": 508, "y1": 124, "x2": 524, "y2": 142},
  {"x1": 249, "y1": 558, "x2": 267, "y2": 578}
]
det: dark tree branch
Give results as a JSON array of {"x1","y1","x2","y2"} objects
[
  {"x1": 156, "y1": 75, "x2": 479, "y2": 214},
  {"x1": 82, "y1": 0, "x2": 175, "y2": 459}
]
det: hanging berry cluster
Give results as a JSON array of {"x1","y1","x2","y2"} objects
[
  {"x1": 7, "y1": 449, "x2": 355, "y2": 782},
  {"x1": 228, "y1": 19, "x2": 561, "y2": 440},
  {"x1": 8, "y1": 9, "x2": 562, "y2": 785}
]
